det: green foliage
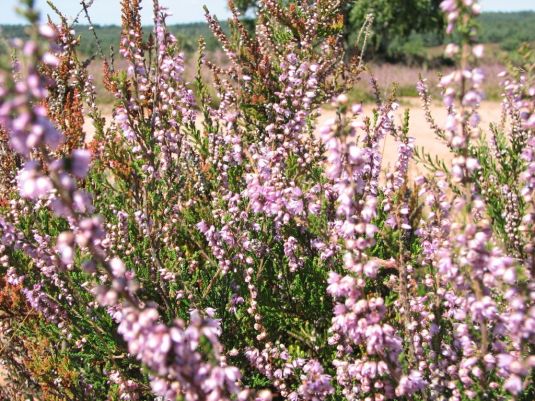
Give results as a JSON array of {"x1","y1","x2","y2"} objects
[
  {"x1": 385, "y1": 33, "x2": 427, "y2": 66},
  {"x1": 479, "y1": 12, "x2": 535, "y2": 50},
  {"x1": 234, "y1": 0, "x2": 258, "y2": 13},
  {"x1": 0, "y1": 22, "x2": 229, "y2": 56},
  {"x1": 348, "y1": 0, "x2": 444, "y2": 61}
]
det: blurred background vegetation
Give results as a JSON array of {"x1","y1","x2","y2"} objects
[
  {"x1": 1, "y1": 10, "x2": 534, "y2": 61},
  {"x1": 0, "y1": 3, "x2": 533, "y2": 105}
]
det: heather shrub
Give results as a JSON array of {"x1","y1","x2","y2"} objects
[{"x1": 0, "y1": 1, "x2": 533, "y2": 401}]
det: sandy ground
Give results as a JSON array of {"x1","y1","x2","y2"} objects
[{"x1": 85, "y1": 99, "x2": 501, "y2": 174}]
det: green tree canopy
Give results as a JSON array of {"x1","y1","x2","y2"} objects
[
  {"x1": 233, "y1": 0, "x2": 444, "y2": 62},
  {"x1": 348, "y1": 0, "x2": 444, "y2": 60},
  {"x1": 234, "y1": 0, "x2": 257, "y2": 13}
]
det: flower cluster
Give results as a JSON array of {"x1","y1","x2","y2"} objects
[{"x1": 0, "y1": 2, "x2": 248, "y2": 400}]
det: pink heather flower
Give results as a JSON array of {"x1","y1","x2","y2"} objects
[
  {"x1": 395, "y1": 370, "x2": 427, "y2": 396},
  {"x1": 22, "y1": 40, "x2": 37, "y2": 56},
  {"x1": 524, "y1": 114, "x2": 535, "y2": 129},
  {"x1": 472, "y1": 68, "x2": 485, "y2": 85},
  {"x1": 440, "y1": 72, "x2": 456, "y2": 87},
  {"x1": 17, "y1": 162, "x2": 53, "y2": 199},
  {"x1": 39, "y1": 24, "x2": 57, "y2": 39},
  {"x1": 446, "y1": 114, "x2": 458, "y2": 132},
  {"x1": 56, "y1": 232, "x2": 75, "y2": 264},
  {"x1": 6, "y1": 267, "x2": 24, "y2": 286},
  {"x1": 297, "y1": 360, "x2": 333, "y2": 401},
  {"x1": 23, "y1": 283, "x2": 67, "y2": 324},
  {"x1": 440, "y1": 0, "x2": 457, "y2": 12},
  {"x1": 445, "y1": 43, "x2": 460, "y2": 57},
  {"x1": 43, "y1": 52, "x2": 60, "y2": 67},
  {"x1": 465, "y1": 158, "x2": 480, "y2": 172},
  {"x1": 336, "y1": 94, "x2": 348, "y2": 105},
  {"x1": 504, "y1": 375, "x2": 523, "y2": 394},
  {"x1": 71, "y1": 149, "x2": 92, "y2": 178},
  {"x1": 73, "y1": 190, "x2": 94, "y2": 214},
  {"x1": 473, "y1": 44, "x2": 484, "y2": 58},
  {"x1": 463, "y1": 90, "x2": 482, "y2": 107}
]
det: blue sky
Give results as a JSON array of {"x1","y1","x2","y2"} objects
[{"x1": 0, "y1": 0, "x2": 534, "y2": 25}]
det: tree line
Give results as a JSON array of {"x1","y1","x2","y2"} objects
[{"x1": 1, "y1": 9, "x2": 534, "y2": 63}]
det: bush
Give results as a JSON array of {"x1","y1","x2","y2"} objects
[
  {"x1": 0, "y1": 1, "x2": 533, "y2": 401},
  {"x1": 386, "y1": 34, "x2": 427, "y2": 65}
]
